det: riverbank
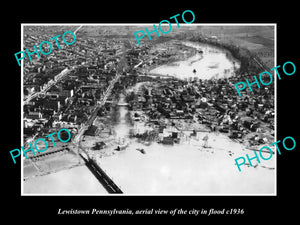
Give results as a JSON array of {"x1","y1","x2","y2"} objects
[
  {"x1": 136, "y1": 40, "x2": 199, "y2": 74},
  {"x1": 22, "y1": 26, "x2": 275, "y2": 195},
  {"x1": 136, "y1": 39, "x2": 275, "y2": 148},
  {"x1": 97, "y1": 132, "x2": 275, "y2": 194},
  {"x1": 23, "y1": 165, "x2": 108, "y2": 194},
  {"x1": 24, "y1": 37, "x2": 275, "y2": 194},
  {"x1": 149, "y1": 41, "x2": 240, "y2": 80},
  {"x1": 94, "y1": 79, "x2": 275, "y2": 194}
]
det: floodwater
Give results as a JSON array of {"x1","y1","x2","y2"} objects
[
  {"x1": 23, "y1": 42, "x2": 274, "y2": 195},
  {"x1": 114, "y1": 93, "x2": 131, "y2": 140},
  {"x1": 23, "y1": 165, "x2": 107, "y2": 194},
  {"x1": 98, "y1": 100, "x2": 275, "y2": 194},
  {"x1": 150, "y1": 41, "x2": 240, "y2": 80},
  {"x1": 98, "y1": 137, "x2": 275, "y2": 195},
  {"x1": 96, "y1": 46, "x2": 274, "y2": 194}
]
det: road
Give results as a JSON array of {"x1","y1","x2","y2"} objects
[
  {"x1": 133, "y1": 53, "x2": 160, "y2": 69},
  {"x1": 251, "y1": 56, "x2": 270, "y2": 71},
  {"x1": 24, "y1": 67, "x2": 75, "y2": 104},
  {"x1": 72, "y1": 73, "x2": 121, "y2": 146},
  {"x1": 71, "y1": 72, "x2": 123, "y2": 194},
  {"x1": 79, "y1": 153, "x2": 123, "y2": 194},
  {"x1": 74, "y1": 25, "x2": 83, "y2": 35},
  {"x1": 24, "y1": 25, "x2": 82, "y2": 104},
  {"x1": 24, "y1": 38, "x2": 124, "y2": 192}
]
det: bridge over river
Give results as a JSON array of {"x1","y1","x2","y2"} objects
[
  {"x1": 71, "y1": 73, "x2": 123, "y2": 194},
  {"x1": 79, "y1": 152, "x2": 123, "y2": 194}
]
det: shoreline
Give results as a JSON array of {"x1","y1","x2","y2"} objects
[
  {"x1": 146, "y1": 40, "x2": 241, "y2": 79},
  {"x1": 23, "y1": 37, "x2": 275, "y2": 193}
]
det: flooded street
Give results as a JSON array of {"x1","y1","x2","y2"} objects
[
  {"x1": 24, "y1": 41, "x2": 274, "y2": 195},
  {"x1": 150, "y1": 41, "x2": 240, "y2": 80},
  {"x1": 97, "y1": 80, "x2": 275, "y2": 195},
  {"x1": 114, "y1": 93, "x2": 132, "y2": 140}
]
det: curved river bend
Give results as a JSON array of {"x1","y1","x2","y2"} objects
[
  {"x1": 150, "y1": 41, "x2": 240, "y2": 80},
  {"x1": 24, "y1": 42, "x2": 275, "y2": 195}
]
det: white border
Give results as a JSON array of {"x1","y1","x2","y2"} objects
[
  {"x1": 21, "y1": 23, "x2": 277, "y2": 196},
  {"x1": 21, "y1": 23, "x2": 24, "y2": 194}
]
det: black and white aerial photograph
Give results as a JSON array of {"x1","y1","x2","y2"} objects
[{"x1": 21, "y1": 24, "x2": 276, "y2": 195}]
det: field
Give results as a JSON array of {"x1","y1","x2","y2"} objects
[
  {"x1": 187, "y1": 26, "x2": 275, "y2": 68},
  {"x1": 80, "y1": 25, "x2": 275, "y2": 68}
]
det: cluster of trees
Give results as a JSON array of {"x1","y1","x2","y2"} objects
[{"x1": 130, "y1": 130, "x2": 159, "y2": 142}]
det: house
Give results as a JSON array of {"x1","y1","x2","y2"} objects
[
  {"x1": 26, "y1": 111, "x2": 42, "y2": 119},
  {"x1": 44, "y1": 100, "x2": 60, "y2": 111},
  {"x1": 58, "y1": 95, "x2": 69, "y2": 106},
  {"x1": 60, "y1": 89, "x2": 74, "y2": 97},
  {"x1": 84, "y1": 125, "x2": 100, "y2": 136},
  {"x1": 162, "y1": 137, "x2": 174, "y2": 145},
  {"x1": 92, "y1": 141, "x2": 106, "y2": 150}
]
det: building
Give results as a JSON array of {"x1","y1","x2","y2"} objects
[
  {"x1": 26, "y1": 111, "x2": 42, "y2": 119},
  {"x1": 43, "y1": 100, "x2": 61, "y2": 111},
  {"x1": 162, "y1": 137, "x2": 174, "y2": 145},
  {"x1": 84, "y1": 125, "x2": 100, "y2": 136}
]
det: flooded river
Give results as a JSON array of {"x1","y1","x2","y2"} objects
[
  {"x1": 23, "y1": 165, "x2": 108, "y2": 194},
  {"x1": 23, "y1": 41, "x2": 274, "y2": 195},
  {"x1": 97, "y1": 88, "x2": 275, "y2": 195},
  {"x1": 150, "y1": 41, "x2": 240, "y2": 80},
  {"x1": 114, "y1": 93, "x2": 132, "y2": 140},
  {"x1": 95, "y1": 43, "x2": 274, "y2": 195}
]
